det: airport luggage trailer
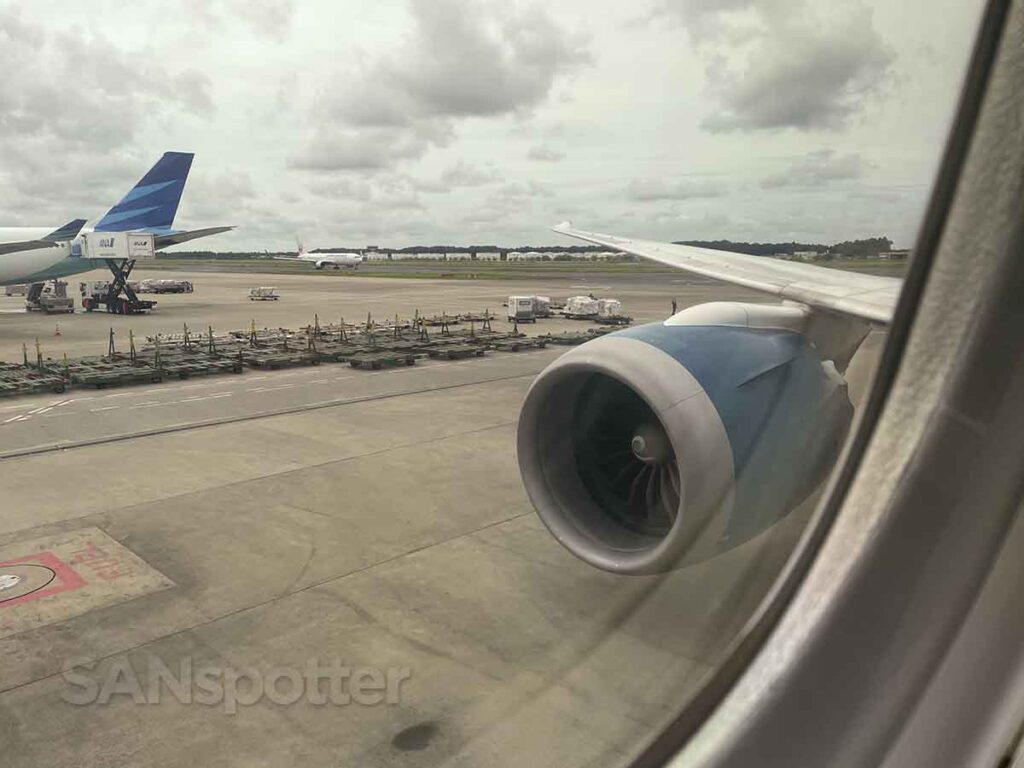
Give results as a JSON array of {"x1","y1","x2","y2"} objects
[
  {"x1": 595, "y1": 315, "x2": 633, "y2": 326},
  {"x1": 493, "y1": 337, "x2": 548, "y2": 353},
  {"x1": 240, "y1": 347, "x2": 321, "y2": 370},
  {"x1": 426, "y1": 344, "x2": 487, "y2": 361},
  {"x1": 348, "y1": 350, "x2": 420, "y2": 370},
  {"x1": 63, "y1": 359, "x2": 162, "y2": 389},
  {"x1": 0, "y1": 363, "x2": 66, "y2": 397},
  {"x1": 146, "y1": 352, "x2": 244, "y2": 379},
  {"x1": 541, "y1": 331, "x2": 602, "y2": 346},
  {"x1": 311, "y1": 342, "x2": 372, "y2": 363}
]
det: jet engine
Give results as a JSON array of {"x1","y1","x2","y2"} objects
[{"x1": 516, "y1": 302, "x2": 856, "y2": 574}]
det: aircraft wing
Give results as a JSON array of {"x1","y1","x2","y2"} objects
[
  {"x1": 0, "y1": 240, "x2": 56, "y2": 256},
  {"x1": 153, "y1": 226, "x2": 234, "y2": 250},
  {"x1": 552, "y1": 222, "x2": 902, "y2": 324}
]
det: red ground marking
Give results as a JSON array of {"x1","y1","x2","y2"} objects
[{"x1": 0, "y1": 551, "x2": 87, "y2": 610}]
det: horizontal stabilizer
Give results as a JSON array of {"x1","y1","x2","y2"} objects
[
  {"x1": 0, "y1": 217, "x2": 89, "y2": 255},
  {"x1": 42, "y1": 218, "x2": 87, "y2": 242},
  {"x1": 153, "y1": 226, "x2": 233, "y2": 250}
]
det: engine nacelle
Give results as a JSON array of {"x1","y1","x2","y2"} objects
[{"x1": 516, "y1": 303, "x2": 854, "y2": 574}]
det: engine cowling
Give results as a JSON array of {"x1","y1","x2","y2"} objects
[{"x1": 516, "y1": 303, "x2": 854, "y2": 574}]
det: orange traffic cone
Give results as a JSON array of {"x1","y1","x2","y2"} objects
[{"x1": 54, "y1": 323, "x2": 61, "y2": 337}]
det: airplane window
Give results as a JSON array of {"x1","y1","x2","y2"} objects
[{"x1": 0, "y1": 1, "x2": 986, "y2": 766}]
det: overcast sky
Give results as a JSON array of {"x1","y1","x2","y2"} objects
[{"x1": 0, "y1": 0, "x2": 984, "y2": 250}]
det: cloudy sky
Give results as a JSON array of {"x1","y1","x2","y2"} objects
[{"x1": 0, "y1": 0, "x2": 984, "y2": 250}]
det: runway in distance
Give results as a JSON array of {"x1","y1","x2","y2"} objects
[
  {"x1": 517, "y1": 221, "x2": 903, "y2": 574},
  {"x1": 275, "y1": 240, "x2": 363, "y2": 269},
  {"x1": 0, "y1": 152, "x2": 231, "y2": 287}
]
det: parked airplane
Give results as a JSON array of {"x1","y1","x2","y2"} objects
[
  {"x1": 0, "y1": 152, "x2": 231, "y2": 287},
  {"x1": 518, "y1": 221, "x2": 902, "y2": 574},
  {"x1": 275, "y1": 240, "x2": 363, "y2": 269}
]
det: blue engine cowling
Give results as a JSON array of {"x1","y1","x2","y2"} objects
[{"x1": 516, "y1": 310, "x2": 853, "y2": 574}]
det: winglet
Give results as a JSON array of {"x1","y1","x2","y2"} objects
[
  {"x1": 42, "y1": 218, "x2": 87, "y2": 242},
  {"x1": 95, "y1": 152, "x2": 195, "y2": 232}
]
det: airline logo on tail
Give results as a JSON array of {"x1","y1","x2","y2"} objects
[{"x1": 94, "y1": 152, "x2": 194, "y2": 233}]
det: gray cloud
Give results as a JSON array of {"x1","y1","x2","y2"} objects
[
  {"x1": 184, "y1": 0, "x2": 296, "y2": 41},
  {"x1": 760, "y1": 150, "x2": 867, "y2": 188},
  {"x1": 290, "y1": 125, "x2": 454, "y2": 172},
  {"x1": 625, "y1": 178, "x2": 729, "y2": 202},
  {"x1": 527, "y1": 145, "x2": 565, "y2": 162},
  {"x1": 440, "y1": 160, "x2": 499, "y2": 187},
  {"x1": 662, "y1": 0, "x2": 894, "y2": 131},
  {"x1": 0, "y1": 8, "x2": 214, "y2": 223},
  {"x1": 0, "y1": 10, "x2": 213, "y2": 150},
  {"x1": 292, "y1": 0, "x2": 590, "y2": 172}
]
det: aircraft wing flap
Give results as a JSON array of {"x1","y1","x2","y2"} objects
[{"x1": 552, "y1": 222, "x2": 900, "y2": 324}]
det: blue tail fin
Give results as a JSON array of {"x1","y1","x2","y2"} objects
[
  {"x1": 42, "y1": 218, "x2": 87, "y2": 242},
  {"x1": 94, "y1": 152, "x2": 195, "y2": 232}
]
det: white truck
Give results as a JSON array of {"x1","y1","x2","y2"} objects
[
  {"x1": 507, "y1": 295, "x2": 537, "y2": 323},
  {"x1": 249, "y1": 286, "x2": 280, "y2": 301}
]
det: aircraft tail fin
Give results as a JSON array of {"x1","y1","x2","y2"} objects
[
  {"x1": 95, "y1": 152, "x2": 195, "y2": 232},
  {"x1": 42, "y1": 218, "x2": 87, "y2": 242}
]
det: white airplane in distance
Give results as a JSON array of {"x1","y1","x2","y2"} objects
[
  {"x1": 275, "y1": 239, "x2": 363, "y2": 270},
  {"x1": 517, "y1": 221, "x2": 903, "y2": 575},
  {"x1": 0, "y1": 152, "x2": 231, "y2": 287}
]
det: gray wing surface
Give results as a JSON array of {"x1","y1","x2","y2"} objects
[{"x1": 552, "y1": 222, "x2": 901, "y2": 324}]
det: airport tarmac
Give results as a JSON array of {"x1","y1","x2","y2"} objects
[{"x1": 0, "y1": 268, "x2": 885, "y2": 768}]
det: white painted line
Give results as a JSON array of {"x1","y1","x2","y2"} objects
[
  {"x1": 36, "y1": 406, "x2": 53, "y2": 415},
  {"x1": 3, "y1": 414, "x2": 26, "y2": 424},
  {"x1": 180, "y1": 392, "x2": 233, "y2": 403},
  {"x1": 90, "y1": 405, "x2": 120, "y2": 412}
]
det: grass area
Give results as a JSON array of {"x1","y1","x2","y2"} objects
[
  {"x1": 142, "y1": 258, "x2": 676, "y2": 279},
  {"x1": 144, "y1": 256, "x2": 909, "y2": 280}
]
